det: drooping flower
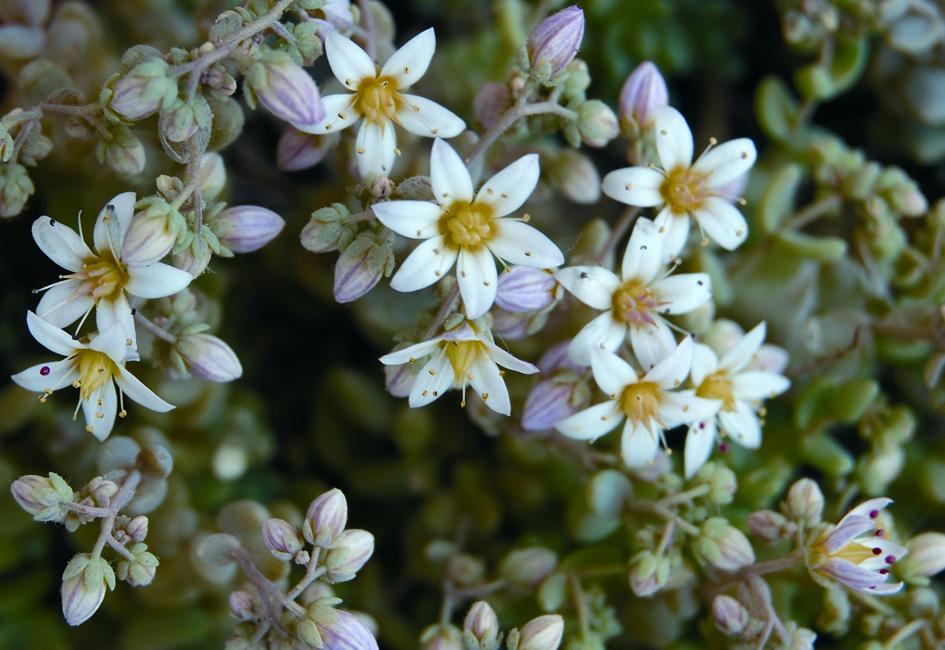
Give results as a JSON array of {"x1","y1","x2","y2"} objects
[
  {"x1": 11, "y1": 312, "x2": 174, "y2": 440},
  {"x1": 805, "y1": 498, "x2": 907, "y2": 595},
  {"x1": 556, "y1": 338, "x2": 718, "y2": 468},
  {"x1": 301, "y1": 29, "x2": 465, "y2": 178},
  {"x1": 683, "y1": 322, "x2": 790, "y2": 478},
  {"x1": 373, "y1": 138, "x2": 564, "y2": 318},
  {"x1": 379, "y1": 322, "x2": 538, "y2": 415},
  {"x1": 602, "y1": 106, "x2": 757, "y2": 260},
  {"x1": 556, "y1": 217, "x2": 710, "y2": 366},
  {"x1": 31, "y1": 192, "x2": 193, "y2": 347}
]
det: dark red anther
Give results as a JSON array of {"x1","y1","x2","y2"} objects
[
  {"x1": 869, "y1": 510, "x2": 879, "y2": 518},
  {"x1": 40, "y1": 366, "x2": 51, "y2": 376},
  {"x1": 874, "y1": 530, "x2": 884, "y2": 537},
  {"x1": 719, "y1": 442, "x2": 729, "y2": 453},
  {"x1": 879, "y1": 569, "x2": 889, "y2": 575},
  {"x1": 885, "y1": 555, "x2": 895, "y2": 564},
  {"x1": 872, "y1": 547, "x2": 882, "y2": 555}
]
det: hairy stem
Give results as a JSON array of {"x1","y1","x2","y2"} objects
[
  {"x1": 134, "y1": 312, "x2": 178, "y2": 344},
  {"x1": 91, "y1": 470, "x2": 141, "y2": 559}
]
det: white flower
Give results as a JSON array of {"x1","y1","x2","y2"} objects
[
  {"x1": 378, "y1": 322, "x2": 538, "y2": 415},
  {"x1": 373, "y1": 139, "x2": 564, "y2": 318},
  {"x1": 11, "y1": 312, "x2": 174, "y2": 440},
  {"x1": 32, "y1": 192, "x2": 193, "y2": 347},
  {"x1": 302, "y1": 29, "x2": 465, "y2": 178},
  {"x1": 601, "y1": 106, "x2": 757, "y2": 260},
  {"x1": 683, "y1": 322, "x2": 791, "y2": 478},
  {"x1": 556, "y1": 337, "x2": 718, "y2": 468},
  {"x1": 555, "y1": 217, "x2": 710, "y2": 367}
]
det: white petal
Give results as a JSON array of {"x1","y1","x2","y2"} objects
[
  {"x1": 628, "y1": 319, "x2": 676, "y2": 371},
  {"x1": 36, "y1": 281, "x2": 94, "y2": 327},
  {"x1": 82, "y1": 383, "x2": 118, "y2": 441},
  {"x1": 621, "y1": 420, "x2": 660, "y2": 468},
  {"x1": 95, "y1": 295, "x2": 136, "y2": 351},
  {"x1": 395, "y1": 95, "x2": 465, "y2": 138},
  {"x1": 26, "y1": 311, "x2": 80, "y2": 356},
  {"x1": 650, "y1": 273, "x2": 711, "y2": 315},
  {"x1": 456, "y1": 248, "x2": 498, "y2": 319},
  {"x1": 390, "y1": 236, "x2": 458, "y2": 292},
  {"x1": 621, "y1": 217, "x2": 663, "y2": 283},
  {"x1": 126, "y1": 263, "x2": 192, "y2": 298},
  {"x1": 720, "y1": 321, "x2": 766, "y2": 373},
  {"x1": 693, "y1": 138, "x2": 757, "y2": 189},
  {"x1": 372, "y1": 200, "x2": 443, "y2": 239},
  {"x1": 751, "y1": 344, "x2": 789, "y2": 374},
  {"x1": 718, "y1": 401, "x2": 762, "y2": 448},
  {"x1": 482, "y1": 340, "x2": 538, "y2": 374},
  {"x1": 379, "y1": 338, "x2": 442, "y2": 365},
  {"x1": 11, "y1": 359, "x2": 78, "y2": 393},
  {"x1": 660, "y1": 390, "x2": 721, "y2": 428},
  {"x1": 299, "y1": 94, "x2": 358, "y2": 134},
  {"x1": 590, "y1": 349, "x2": 637, "y2": 396},
  {"x1": 654, "y1": 207, "x2": 690, "y2": 262},
  {"x1": 326, "y1": 31, "x2": 375, "y2": 89},
  {"x1": 568, "y1": 312, "x2": 627, "y2": 366},
  {"x1": 408, "y1": 350, "x2": 453, "y2": 407},
  {"x1": 845, "y1": 497, "x2": 893, "y2": 521},
  {"x1": 32, "y1": 216, "x2": 92, "y2": 273},
  {"x1": 557, "y1": 400, "x2": 622, "y2": 441},
  {"x1": 690, "y1": 343, "x2": 719, "y2": 386},
  {"x1": 115, "y1": 366, "x2": 174, "y2": 412},
  {"x1": 381, "y1": 28, "x2": 436, "y2": 87},
  {"x1": 93, "y1": 192, "x2": 136, "y2": 256},
  {"x1": 355, "y1": 120, "x2": 397, "y2": 178},
  {"x1": 654, "y1": 106, "x2": 694, "y2": 170},
  {"x1": 89, "y1": 323, "x2": 129, "y2": 362},
  {"x1": 488, "y1": 220, "x2": 564, "y2": 268},
  {"x1": 475, "y1": 154, "x2": 540, "y2": 218},
  {"x1": 684, "y1": 418, "x2": 718, "y2": 479},
  {"x1": 732, "y1": 371, "x2": 790, "y2": 400},
  {"x1": 693, "y1": 198, "x2": 748, "y2": 251},
  {"x1": 555, "y1": 266, "x2": 620, "y2": 310},
  {"x1": 643, "y1": 336, "x2": 693, "y2": 387},
  {"x1": 468, "y1": 353, "x2": 510, "y2": 415},
  {"x1": 601, "y1": 167, "x2": 665, "y2": 207},
  {"x1": 430, "y1": 138, "x2": 473, "y2": 204}
]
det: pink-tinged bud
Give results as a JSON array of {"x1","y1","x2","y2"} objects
[
  {"x1": 496, "y1": 267, "x2": 556, "y2": 313},
  {"x1": 248, "y1": 54, "x2": 325, "y2": 131},
  {"x1": 527, "y1": 6, "x2": 585, "y2": 77},
  {"x1": 61, "y1": 553, "x2": 115, "y2": 626},
  {"x1": 783, "y1": 478, "x2": 824, "y2": 526},
  {"x1": 229, "y1": 590, "x2": 257, "y2": 621},
  {"x1": 99, "y1": 128, "x2": 146, "y2": 176},
  {"x1": 11, "y1": 473, "x2": 74, "y2": 522},
  {"x1": 333, "y1": 232, "x2": 394, "y2": 303},
  {"x1": 198, "y1": 152, "x2": 227, "y2": 201},
  {"x1": 421, "y1": 624, "x2": 463, "y2": 650},
  {"x1": 212, "y1": 205, "x2": 285, "y2": 253},
  {"x1": 498, "y1": 547, "x2": 558, "y2": 586},
  {"x1": 619, "y1": 61, "x2": 668, "y2": 129},
  {"x1": 694, "y1": 518, "x2": 755, "y2": 573},
  {"x1": 277, "y1": 127, "x2": 331, "y2": 171},
  {"x1": 712, "y1": 595, "x2": 749, "y2": 636},
  {"x1": 263, "y1": 517, "x2": 303, "y2": 561},
  {"x1": 301, "y1": 605, "x2": 379, "y2": 650},
  {"x1": 177, "y1": 333, "x2": 243, "y2": 382},
  {"x1": 126, "y1": 515, "x2": 149, "y2": 542},
  {"x1": 473, "y1": 82, "x2": 511, "y2": 130},
  {"x1": 109, "y1": 59, "x2": 176, "y2": 121},
  {"x1": 303, "y1": 488, "x2": 348, "y2": 547},
  {"x1": 115, "y1": 542, "x2": 158, "y2": 587},
  {"x1": 629, "y1": 550, "x2": 670, "y2": 597},
  {"x1": 322, "y1": 529, "x2": 374, "y2": 583},
  {"x1": 522, "y1": 378, "x2": 586, "y2": 431},
  {"x1": 122, "y1": 202, "x2": 178, "y2": 266},
  {"x1": 518, "y1": 614, "x2": 564, "y2": 650},
  {"x1": 463, "y1": 601, "x2": 499, "y2": 644},
  {"x1": 538, "y1": 340, "x2": 586, "y2": 373},
  {"x1": 900, "y1": 533, "x2": 945, "y2": 583},
  {"x1": 747, "y1": 509, "x2": 794, "y2": 544}
]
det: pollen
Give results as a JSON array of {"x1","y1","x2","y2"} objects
[{"x1": 439, "y1": 200, "x2": 497, "y2": 250}]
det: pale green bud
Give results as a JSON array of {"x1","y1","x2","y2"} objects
[
  {"x1": 61, "y1": 553, "x2": 115, "y2": 626},
  {"x1": 301, "y1": 203, "x2": 356, "y2": 253},
  {"x1": 11, "y1": 472, "x2": 74, "y2": 522},
  {"x1": 109, "y1": 59, "x2": 177, "y2": 121},
  {"x1": 783, "y1": 478, "x2": 824, "y2": 526},
  {"x1": 0, "y1": 162, "x2": 34, "y2": 217},
  {"x1": 577, "y1": 100, "x2": 618, "y2": 148},
  {"x1": 629, "y1": 550, "x2": 670, "y2": 597},
  {"x1": 693, "y1": 518, "x2": 755, "y2": 572},
  {"x1": 97, "y1": 127, "x2": 145, "y2": 176},
  {"x1": 116, "y1": 542, "x2": 159, "y2": 586},
  {"x1": 322, "y1": 529, "x2": 374, "y2": 583}
]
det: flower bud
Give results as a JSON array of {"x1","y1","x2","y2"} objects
[
  {"x1": 212, "y1": 205, "x2": 285, "y2": 254},
  {"x1": 693, "y1": 518, "x2": 755, "y2": 573},
  {"x1": 126, "y1": 515, "x2": 149, "y2": 542},
  {"x1": 527, "y1": 6, "x2": 585, "y2": 77},
  {"x1": 277, "y1": 127, "x2": 331, "y2": 171},
  {"x1": 98, "y1": 127, "x2": 146, "y2": 176},
  {"x1": 747, "y1": 509, "x2": 794, "y2": 544},
  {"x1": 446, "y1": 553, "x2": 485, "y2": 586},
  {"x1": 788, "y1": 627, "x2": 817, "y2": 650},
  {"x1": 11, "y1": 473, "x2": 74, "y2": 522},
  {"x1": 547, "y1": 149, "x2": 600, "y2": 204},
  {"x1": 172, "y1": 242, "x2": 211, "y2": 278},
  {"x1": 248, "y1": 54, "x2": 325, "y2": 131},
  {"x1": 122, "y1": 200, "x2": 179, "y2": 266},
  {"x1": 0, "y1": 125, "x2": 14, "y2": 163},
  {"x1": 116, "y1": 542, "x2": 159, "y2": 586},
  {"x1": 421, "y1": 624, "x2": 464, "y2": 650},
  {"x1": 499, "y1": 547, "x2": 558, "y2": 587},
  {"x1": 473, "y1": 82, "x2": 511, "y2": 130},
  {"x1": 303, "y1": 488, "x2": 348, "y2": 547},
  {"x1": 333, "y1": 232, "x2": 394, "y2": 303},
  {"x1": 517, "y1": 614, "x2": 564, "y2": 650},
  {"x1": 263, "y1": 517, "x2": 303, "y2": 561},
  {"x1": 629, "y1": 550, "x2": 669, "y2": 597},
  {"x1": 695, "y1": 462, "x2": 737, "y2": 505},
  {"x1": 301, "y1": 203, "x2": 356, "y2": 253},
  {"x1": 198, "y1": 153, "x2": 226, "y2": 201},
  {"x1": 61, "y1": 553, "x2": 115, "y2": 626},
  {"x1": 577, "y1": 100, "x2": 619, "y2": 148},
  {"x1": 783, "y1": 478, "x2": 824, "y2": 526},
  {"x1": 712, "y1": 595, "x2": 749, "y2": 636},
  {"x1": 301, "y1": 604, "x2": 379, "y2": 650},
  {"x1": 619, "y1": 61, "x2": 668, "y2": 130},
  {"x1": 0, "y1": 24, "x2": 45, "y2": 59},
  {"x1": 521, "y1": 378, "x2": 583, "y2": 431},
  {"x1": 900, "y1": 533, "x2": 945, "y2": 584},
  {"x1": 464, "y1": 601, "x2": 500, "y2": 646},
  {"x1": 87, "y1": 476, "x2": 119, "y2": 505},
  {"x1": 109, "y1": 59, "x2": 176, "y2": 121},
  {"x1": 0, "y1": 162, "x2": 34, "y2": 217},
  {"x1": 496, "y1": 267, "x2": 556, "y2": 313},
  {"x1": 177, "y1": 334, "x2": 243, "y2": 382},
  {"x1": 229, "y1": 590, "x2": 257, "y2": 621},
  {"x1": 322, "y1": 529, "x2": 374, "y2": 583}
]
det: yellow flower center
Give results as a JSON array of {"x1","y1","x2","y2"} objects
[
  {"x1": 619, "y1": 382, "x2": 662, "y2": 423},
  {"x1": 696, "y1": 371, "x2": 736, "y2": 411},
  {"x1": 74, "y1": 350, "x2": 117, "y2": 401},
  {"x1": 72, "y1": 253, "x2": 129, "y2": 301},
  {"x1": 444, "y1": 340, "x2": 483, "y2": 383},
  {"x1": 611, "y1": 280, "x2": 662, "y2": 326},
  {"x1": 660, "y1": 165, "x2": 710, "y2": 214},
  {"x1": 353, "y1": 75, "x2": 401, "y2": 124},
  {"x1": 439, "y1": 201, "x2": 496, "y2": 250}
]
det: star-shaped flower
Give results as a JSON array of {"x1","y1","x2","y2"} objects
[
  {"x1": 601, "y1": 106, "x2": 757, "y2": 260},
  {"x1": 11, "y1": 312, "x2": 174, "y2": 440},
  {"x1": 555, "y1": 217, "x2": 710, "y2": 367},
  {"x1": 302, "y1": 29, "x2": 465, "y2": 178},
  {"x1": 373, "y1": 138, "x2": 564, "y2": 318}
]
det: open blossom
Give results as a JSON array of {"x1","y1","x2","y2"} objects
[
  {"x1": 602, "y1": 106, "x2": 757, "y2": 260},
  {"x1": 31, "y1": 192, "x2": 193, "y2": 346},
  {"x1": 556, "y1": 217, "x2": 710, "y2": 366},
  {"x1": 378, "y1": 322, "x2": 538, "y2": 415},
  {"x1": 301, "y1": 29, "x2": 465, "y2": 178},
  {"x1": 556, "y1": 338, "x2": 718, "y2": 467},
  {"x1": 805, "y1": 498, "x2": 907, "y2": 595},
  {"x1": 373, "y1": 138, "x2": 564, "y2": 318},
  {"x1": 683, "y1": 322, "x2": 791, "y2": 478},
  {"x1": 11, "y1": 312, "x2": 174, "y2": 440}
]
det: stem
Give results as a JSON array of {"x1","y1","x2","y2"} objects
[
  {"x1": 884, "y1": 619, "x2": 927, "y2": 648},
  {"x1": 783, "y1": 194, "x2": 842, "y2": 231},
  {"x1": 454, "y1": 579, "x2": 506, "y2": 601},
  {"x1": 569, "y1": 573, "x2": 590, "y2": 639},
  {"x1": 184, "y1": 144, "x2": 205, "y2": 233},
  {"x1": 746, "y1": 574, "x2": 786, "y2": 643},
  {"x1": 232, "y1": 548, "x2": 302, "y2": 630},
  {"x1": 465, "y1": 90, "x2": 532, "y2": 166},
  {"x1": 521, "y1": 101, "x2": 578, "y2": 120},
  {"x1": 439, "y1": 580, "x2": 455, "y2": 625},
  {"x1": 595, "y1": 207, "x2": 640, "y2": 264},
  {"x1": 658, "y1": 484, "x2": 709, "y2": 507},
  {"x1": 91, "y1": 470, "x2": 140, "y2": 559},
  {"x1": 63, "y1": 502, "x2": 110, "y2": 518},
  {"x1": 134, "y1": 312, "x2": 178, "y2": 344},
  {"x1": 285, "y1": 548, "x2": 324, "y2": 602},
  {"x1": 106, "y1": 536, "x2": 136, "y2": 561},
  {"x1": 357, "y1": 0, "x2": 377, "y2": 61}
]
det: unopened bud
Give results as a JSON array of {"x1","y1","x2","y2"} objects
[
  {"x1": 301, "y1": 203, "x2": 355, "y2": 253},
  {"x1": 747, "y1": 509, "x2": 794, "y2": 543},
  {"x1": 109, "y1": 59, "x2": 176, "y2": 121},
  {"x1": 783, "y1": 478, "x2": 825, "y2": 526},
  {"x1": 263, "y1": 517, "x2": 303, "y2": 561},
  {"x1": 303, "y1": 488, "x2": 348, "y2": 547},
  {"x1": 229, "y1": 590, "x2": 257, "y2": 621},
  {"x1": 11, "y1": 473, "x2": 74, "y2": 522},
  {"x1": 712, "y1": 595, "x2": 749, "y2": 636},
  {"x1": 421, "y1": 624, "x2": 464, "y2": 650},
  {"x1": 122, "y1": 200, "x2": 178, "y2": 266},
  {"x1": 473, "y1": 82, "x2": 511, "y2": 130},
  {"x1": 0, "y1": 163, "x2": 34, "y2": 217},
  {"x1": 696, "y1": 462, "x2": 737, "y2": 505},
  {"x1": 198, "y1": 152, "x2": 226, "y2": 201},
  {"x1": 521, "y1": 378, "x2": 583, "y2": 431},
  {"x1": 694, "y1": 518, "x2": 755, "y2": 573},
  {"x1": 527, "y1": 6, "x2": 585, "y2": 77},
  {"x1": 464, "y1": 601, "x2": 500, "y2": 646},
  {"x1": 499, "y1": 547, "x2": 558, "y2": 587},
  {"x1": 0, "y1": 125, "x2": 14, "y2": 163},
  {"x1": 303, "y1": 604, "x2": 379, "y2": 650},
  {"x1": 788, "y1": 627, "x2": 817, "y2": 650},
  {"x1": 277, "y1": 127, "x2": 330, "y2": 171},
  {"x1": 496, "y1": 267, "x2": 556, "y2": 313},
  {"x1": 900, "y1": 533, "x2": 945, "y2": 584},
  {"x1": 248, "y1": 54, "x2": 325, "y2": 131},
  {"x1": 629, "y1": 550, "x2": 669, "y2": 597},
  {"x1": 517, "y1": 614, "x2": 564, "y2": 650},
  {"x1": 577, "y1": 100, "x2": 619, "y2": 148},
  {"x1": 446, "y1": 553, "x2": 485, "y2": 586},
  {"x1": 61, "y1": 553, "x2": 115, "y2": 626},
  {"x1": 177, "y1": 334, "x2": 243, "y2": 382},
  {"x1": 98, "y1": 127, "x2": 145, "y2": 176},
  {"x1": 333, "y1": 232, "x2": 394, "y2": 303},
  {"x1": 619, "y1": 61, "x2": 668, "y2": 130},
  {"x1": 87, "y1": 476, "x2": 119, "y2": 506},
  {"x1": 116, "y1": 542, "x2": 159, "y2": 587},
  {"x1": 212, "y1": 205, "x2": 284, "y2": 254},
  {"x1": 322, "y1": 529, "x2": 374, "y2": 583},
  {"x1": 0, "y1": 24, "x2": 45, "y2": 59},
  {"x1": 126, "y1": 515, "x2": 149, "y2": 542},
  {"x1": 547, "y1": 149, "x2": 600, "y2": 204}
]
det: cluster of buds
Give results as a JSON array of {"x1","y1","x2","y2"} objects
[
  {"x1": 711, "y1": 590, "x2": 818, "y2": 648},
  {"x1": 420, "y1": 600, "x2": 563, "y2": 650}
]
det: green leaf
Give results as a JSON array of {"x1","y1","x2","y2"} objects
[
  {"x1": 775, "y1": 231, "x2": 847, "y2": 261},
  {"x1": 755, "y1": 76, "x2": 799, "y2": 141},
  {"x1": 759, "y1": 164, "x2": 803, "y2": 233}
]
